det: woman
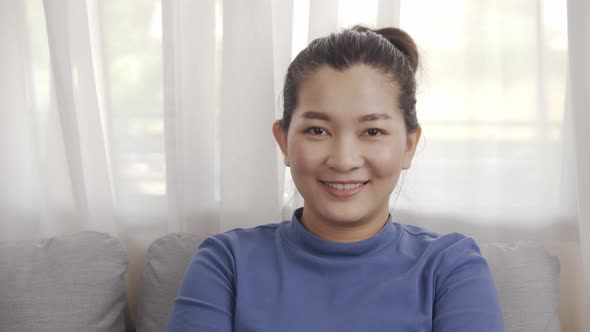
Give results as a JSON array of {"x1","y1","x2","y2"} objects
[{"x1": 166, "y1": 26, "x2": 505, "y2": 332}]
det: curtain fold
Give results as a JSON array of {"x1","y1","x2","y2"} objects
[
  {"x1": 308, "y1": 0, "x2": 339, "y2": 41},
  {"x1": 43, "y1": 0, "x2": 118, "y2": 235},
  {"x1": 377, "y1": 0, "x2": 400, "y2": 27},
  {"x1": 271, "y1": 0, "x2": 294, "y2": 213},
  {"x1": 219, "y1": 0, "x2": 281, "y2": 230},
  {"x1": 161, "y1": 0, "x2": 219, "y2": 235},
  {"x1": 0, "y1": 0, "x2": 38, "y2": 239},
  {"x1": 567, "y1": 0, "x2": 590, "y2": 328}
]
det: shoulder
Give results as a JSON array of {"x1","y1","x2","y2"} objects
[
  {"x1": 199, "y1": 221, "x2": 285, "y2": 256},
  {"x1": 397, "y1": 223, "x2": 488, "y2": 286},
  {"x1": 185, "y1": 221, "x2": 285, "y2": 280},
  {"x1": 397, "y1": 222, "x2": 479, "y2": 258},
  {"x1": 396, "y1": 223, "x2": 487, "y2": 278},
  {"x1": 403, "y1": 227, "x2": 505, "y2": 330}
]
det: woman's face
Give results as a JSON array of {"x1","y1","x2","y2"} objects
[{"x1": 273, "y1": 64, "x2": 421, "y2": 229}]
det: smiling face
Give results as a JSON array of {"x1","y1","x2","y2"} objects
[{"x1": 273, "y1": 64, "x2": 421, "y2": 241}]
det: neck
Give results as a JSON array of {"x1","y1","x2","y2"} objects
[{"x1": 299, "y1": 206, "x2": 390, "y2": 243}]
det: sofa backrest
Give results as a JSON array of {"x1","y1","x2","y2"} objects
[
  {"x1": 0, "y1": 231, "x2": 561, "y2": 332},
  {"x1": 0, "y1": 231, "x2": 128, "y2": 332},
  {"x1": 480, "y1": 241, "x2": 561, "y2": 332},
  {"x1": 135, "y1": 233, "x2": 206, "y2": 332}
]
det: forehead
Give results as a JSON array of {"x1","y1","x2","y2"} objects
[{"x1": 295, "y1": 64, "x2": 399, "y2": 117}]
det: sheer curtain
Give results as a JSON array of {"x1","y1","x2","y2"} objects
[
  {"x1": 566, "y1": 0, "x2": 590, "y2": 329},
  {"x1": 0, "y1": 0, "x2": 587, "y2": 329}
]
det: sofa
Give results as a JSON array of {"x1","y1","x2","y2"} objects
[{"x1": 0, "y1": 231, "x2": 561, "y2": 331}]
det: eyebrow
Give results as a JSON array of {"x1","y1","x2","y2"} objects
[{"x1": 300, "y1": 111, "x2": 392, "y2": 122}]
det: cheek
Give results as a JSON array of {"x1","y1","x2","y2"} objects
[
  {"x1": 367, "y1": 141, "x2": 406, "y2": 176},
  {"x1": 287, "y1": 136, "x2": 325, "y2": 172}
]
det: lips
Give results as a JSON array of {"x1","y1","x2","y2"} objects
[{"x1": 319, "y1": 180, "x2": 369, "y2": 199}]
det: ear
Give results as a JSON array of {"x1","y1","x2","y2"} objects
[
  {"x1": 401, "y1": 126, "x2": 421, "y2": 170},
  {"x1": 272, "y1": 121, "x2": 289, "y2": 164}
]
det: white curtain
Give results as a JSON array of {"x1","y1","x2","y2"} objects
[
  {"x1": 0, "y1": 0, "x2": 587, "y2": 329},
  {"x1": 566, "y1": 0, "x2": 590, "y2": 329}
]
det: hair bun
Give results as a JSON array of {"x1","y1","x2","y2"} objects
[{"x1": 352, "y1": 25, "x2": 419, "y2": 74}]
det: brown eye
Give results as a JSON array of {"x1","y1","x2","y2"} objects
[
  {"x1": 306, "y1": 127, "x2": 328, "y2": 136},
  {"x1": 365, "y1": 128, "x2": 383, "y2": 137}
]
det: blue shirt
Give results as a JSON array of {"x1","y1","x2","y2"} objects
[{"x1": 166, "y1": 208, "x2": 505, "y2": 331}]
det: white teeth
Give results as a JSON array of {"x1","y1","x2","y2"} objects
[{"x1": 325, "y1": 182, "x2": 364, "y2": 190}]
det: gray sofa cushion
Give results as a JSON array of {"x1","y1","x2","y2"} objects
[
  {"x1": 480, "y1": 241, "x2": 561, "y2": 332},
  {"x1": 0, "y1": 231, "x2": 128, "y2": 332},
  {"x1": 136, "y1": 233, "x2": 207, "y2": 332}
]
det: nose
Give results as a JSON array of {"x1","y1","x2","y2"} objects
[{"x1": 325, "y1": 136, "x2": 365, "y2": 172}]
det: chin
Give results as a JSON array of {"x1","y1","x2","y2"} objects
[{"x1": 317, "y1": 204, "x2": 370, "y2": 225}]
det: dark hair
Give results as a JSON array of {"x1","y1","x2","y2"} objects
[{"x1": 278, "y1": 25, "x2": 420, "y2": 133}]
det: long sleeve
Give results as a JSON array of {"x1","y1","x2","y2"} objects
[
  {"x1": 432, "y1": 237, "x2": 505, "y2": 332},
  {"x1": 166, "y1": 237, "x2": 235, "y2": 332}
]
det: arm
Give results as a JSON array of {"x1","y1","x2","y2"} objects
[
  {"x1": 433, "y1": 237, "x2": 505, "y2": 332},
  {"x1": 166, "y1": 237, "x2": 235, "y2": 332}
]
